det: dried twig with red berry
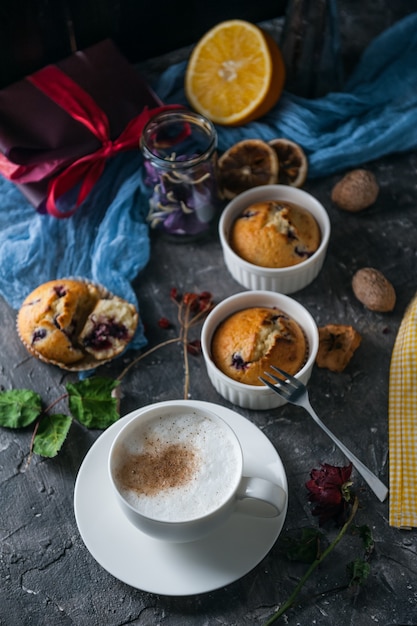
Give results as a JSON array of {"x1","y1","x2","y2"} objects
[{"x1": 117, "y1": 288, "x2": 214, "y2": 399}]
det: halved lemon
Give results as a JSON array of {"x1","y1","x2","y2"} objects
[
  {"x1": 217, "y1": 139, "x2": 279, "y2": 199},
  {"x1": 268, "y1": 138, "x2": 308, "y2": 187},
  {"x1": 185, "y1": 20, "x2": 286, "y2": 126}
]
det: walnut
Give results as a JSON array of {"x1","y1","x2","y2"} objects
[
  {"x1": 331, "y1": 169, "x2": 379, "y2": 212},
  {"x1": 352, "y1": 268, "x2": 396, "y2": 312}
]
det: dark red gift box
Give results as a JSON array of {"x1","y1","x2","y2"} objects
[{"x1": 0, "y1": 39, "x2": 165, "y2": 217}]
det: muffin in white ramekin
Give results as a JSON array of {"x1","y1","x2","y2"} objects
[
  {"x1": 201, "y1": 290, "x2": 319, "y2": 410},
  {"x1": 219, "y1": 185, "x2": 331, "y2": 294}
]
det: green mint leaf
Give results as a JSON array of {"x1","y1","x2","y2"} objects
[
  {"x1": 346, "y1": 558, "x2": 371, "y2": 587},
  {"x1": 283, "y1": 527, "x2": 325, "y2": 563},
  {"x1": 354, "y1": 524, "x2": 374, "y2": 554},
  {"x1": 33, "y1": 414, "x2": 72, "y2": 457},
  {"x1": 66, "y1": 377, "x2": 120, "y2": 429},
  {"x1": 0, "y1": 389, "x2": 42, "y2": 428}
]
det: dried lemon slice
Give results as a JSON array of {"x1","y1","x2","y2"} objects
[
  {"x1": 268, "y1": 138, "x2": 308, "y2": 187},
  {"x1": 217, "y1": 139, "x2": 279, "y2": 199},
  {"x1": 185, "y1": 20, "x2": 285, "y2": 126}
]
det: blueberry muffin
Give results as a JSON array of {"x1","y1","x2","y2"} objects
[
  {"x1": 79, "y1": 297, "x2": 138, "y2": 361},
  {"x1": 17, "y1": 278, "x2": 138, "y2": 368},
  {"x1": 211, "y1": 306, "x2": 307, "y2": 386},
  {"x1": 230, "y1": 200, "x2": 320, "y2": 268}
]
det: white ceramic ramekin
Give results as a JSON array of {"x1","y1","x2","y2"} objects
[
  {"x1": 201, "y1": 290, "x2": 319, "y2": 411},
  {"x1": 219, "y1": 185, "x2": 331, "y2": 294}
]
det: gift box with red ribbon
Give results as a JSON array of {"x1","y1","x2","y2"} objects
[{"x1": 0, "y1": 39, "x2": 170, "y2": 218}]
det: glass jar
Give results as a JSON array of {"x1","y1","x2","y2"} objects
[{"x1": 140, "y1": 109, "x2": 221, "y2": 242}]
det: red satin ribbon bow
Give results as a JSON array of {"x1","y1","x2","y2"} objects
[{"x1": 27, "y1": 65, "x2": 176, "y2": 218}]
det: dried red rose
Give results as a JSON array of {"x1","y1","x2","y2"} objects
[{"x1": 306, "y1": 462, "x2": 353, "y2": 526}]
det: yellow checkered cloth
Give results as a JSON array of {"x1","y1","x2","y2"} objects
[{"x1": 389, "y1": 293, "x2": 417, "y2": 528}]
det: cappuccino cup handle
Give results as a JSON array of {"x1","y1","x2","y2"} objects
[{"x1": 237, "y1": 477, "x2": 287, "y2": 517}]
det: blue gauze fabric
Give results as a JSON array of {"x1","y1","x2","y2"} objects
[{"x1": 0, "y1": 12, "x2": 417, "y2": 355}]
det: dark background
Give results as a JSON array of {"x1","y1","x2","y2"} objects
[
  {"x1": 1, "y1": 0, "x2": 415, "y2": 88},
  {"x1": 0, "y1": 0, "x2": 286, "y2": 87}
]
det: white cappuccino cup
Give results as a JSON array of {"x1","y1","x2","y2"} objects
[{"x1": 108, "y1": 403, "x2": 287, "y2": 542}]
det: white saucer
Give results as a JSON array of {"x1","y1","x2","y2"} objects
[{"x1": 74, "y1": 400, "x2": 288, "y2": 596}]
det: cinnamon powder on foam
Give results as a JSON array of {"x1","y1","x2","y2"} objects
[{"x1": 116, "y1": 438, "x2": 200, "y2": 496}]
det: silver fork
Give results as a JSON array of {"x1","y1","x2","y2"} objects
[{"x1": 260, "y1": 365, "x2": 389, "y2": 503}]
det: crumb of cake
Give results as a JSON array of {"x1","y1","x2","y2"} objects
[{"x1": 316, "y1": 324, "x2": 362, "y2": 372}]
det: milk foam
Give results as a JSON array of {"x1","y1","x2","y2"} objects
[{"x1": 115, "y1": 413, "x2": 241, "y2": 522}]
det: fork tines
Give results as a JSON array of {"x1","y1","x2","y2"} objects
[
  {"x1": 269, "y1": 365, "x2": 300, "y2": 386},
  {"x1": 259, "y1": 366, "x2": 302, "y2": 400}
]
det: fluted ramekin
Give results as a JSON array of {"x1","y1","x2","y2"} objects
[
  {"x1": 219, "y1": 185, "x2": 331, "y2": 294},
  {"x1": 201, "y1": 290, "x2": 319, "y2": 410}
]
